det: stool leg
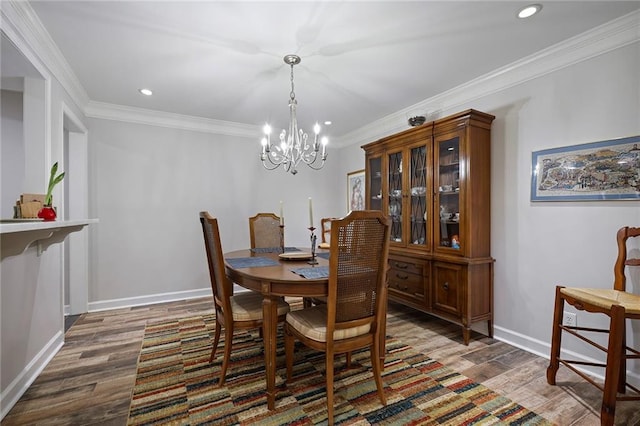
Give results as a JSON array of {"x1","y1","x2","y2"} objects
[
  {"x1": 601, "y1": 305, "x2": 625, "y2": 426},
  {"x1": 547, "y1": 286, "x2": 564, "y2": 385},
  {"x1": 618, "y1": 323, "x2": 626, "y2": 394}
]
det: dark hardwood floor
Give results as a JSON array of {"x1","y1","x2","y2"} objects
[{"x1": 3, "y1": 297, "x2": 639, "y2": 425}]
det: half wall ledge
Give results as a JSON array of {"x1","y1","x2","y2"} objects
[{"x1": 0, "y1": 219, "x2": 98, "y2": 258}]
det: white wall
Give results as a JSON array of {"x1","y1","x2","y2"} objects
[
  {"x1": 86, "y1": 118, "x2": 343, "y2": 307},
  {"x1": 0, "y1": 88, "x2": 23, "y2": 218},
  {"x1": 478, "y1": 43, "x2": 640, "y2": 360},
  {"x1": 1, "y1": 5, "x2": 89, "y2": 416}
]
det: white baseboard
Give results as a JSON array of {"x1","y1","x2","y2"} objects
[
  {"x1": 87, "y1": 288, "x2": 213, "y2": 312},
  {"x1": 1, "y1": 331, "x2": 64, "y2": 421},
  {"x1": 494, "y1": 324, "x2": 640, "y2": 389}
]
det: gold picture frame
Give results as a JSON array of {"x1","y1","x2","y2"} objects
[{"x1": 347, "y1": 169, "x2": 365, "y2": 212}]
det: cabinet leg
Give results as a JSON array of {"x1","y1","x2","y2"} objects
[{"x1": 462, "y1": 326, "x2": 470, "y2": 345}]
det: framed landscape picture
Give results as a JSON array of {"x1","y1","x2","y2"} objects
[
  {"x1": 347, "y1": 169, "x2": 365, "y2": 212},
  {"x1": 531, "y1": 135, "x2": 640, "y2": 201}
]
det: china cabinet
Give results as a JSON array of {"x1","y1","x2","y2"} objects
[{"x1": 362, "y1": 109, "x2": 494, "y2": 344}]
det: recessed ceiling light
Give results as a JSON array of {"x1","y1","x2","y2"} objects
[
  {"x1": 517, "y1": 4, "x2": 542, "y2": 19},
  {"x1": 324, "y1": 121, "x2": 332, "y2": 126},
  {"x1": 138, "y1": 88, "x2": 153, "y2": 96}
]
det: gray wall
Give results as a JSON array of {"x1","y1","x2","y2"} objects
[{"x1": 86, "y1": 118, "x2": 343, "y2": 304}]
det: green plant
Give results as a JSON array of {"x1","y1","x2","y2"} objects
[{"x1": 44, "y1": 162, "x2": 65, "y2": 206}]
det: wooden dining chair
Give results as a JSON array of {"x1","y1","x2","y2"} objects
[
  {"x1": 249, "y1": 212, "x2": 282, "y2": 249},
  {"x1": 319, "y1": 217, "x2": 337, "y2": 248},
  {"x1": 199, "y1": 211, "x2": 290, "y2": 386},
  {"x1": 284, "y1": 210, "x2": 391, "y2": 425},
  {"x1": 547, "y1": 226, "x2": 640, "y2": 425}
]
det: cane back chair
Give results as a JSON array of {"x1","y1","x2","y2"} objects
[
  {"x1": 200, "y1": 212, "x2": 289, "y2": 386},
  {"x1": 284, "y1": 210, "x2": 391, "y2": 425},
  {"x1": 249, "y1": 212, "x2": 282, "y2": 249}
]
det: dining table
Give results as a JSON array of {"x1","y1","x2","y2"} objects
[{"x1": 224, "y1": 247, "x2": 330, "y2": 410}]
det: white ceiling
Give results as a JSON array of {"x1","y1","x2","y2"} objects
[{"x1": 22, "y1": 1, "x2": 640, "y2": 137}]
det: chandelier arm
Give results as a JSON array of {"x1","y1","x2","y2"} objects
[
  {"x1": 261, "y1": 160, "x2": 283, "y2": 171},
  {"x1": 305, "y1": 159, "x2": 326, "y2": 170}
]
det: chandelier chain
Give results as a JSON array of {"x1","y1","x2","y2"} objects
[{"x1": 290, "y1": 63, "x2": 296, "y2": 101}]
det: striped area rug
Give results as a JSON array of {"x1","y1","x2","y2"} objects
[{"x1": 127, "y1": 315, "x2": 554, "y2": 425}]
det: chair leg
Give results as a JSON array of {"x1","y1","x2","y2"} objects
[
  {"x1": 601, "y1": 305, "x2": 625, "y2": 426},
  {"x1": 210, "y1": 321, "x2": 222, "y2": 363},
  {"x1": 285, "y1": 326, "x2": 295, "y2": 382},
  {"x1": 326, "y1": 348, "x2": 335, "y2": 426},
  {"x1": 346, "y1": 351, "x2": 352, "y2": 368},
  {"x1": 218, "y1": 325, "x2": 234, "y2": 387},
  {"x1": 371, "y1": 336, "x2": 387, "y2": 406},
  {"x1": 546, "y1": 286, "x2": 565, "y2": 385}
]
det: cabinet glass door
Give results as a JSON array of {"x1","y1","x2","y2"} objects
[
  {"x1": 368, "y1": 156, "x2": 382, "y2": 211},
  {"x1": 409, "y1": 145, "x2": 427, "y2": 247},
  {"x1": 436, "y1": 136, "x2": 461, "y2": 250},
  {"x1": 388, "y1": 151, "x2": 403, "y2": 243}
]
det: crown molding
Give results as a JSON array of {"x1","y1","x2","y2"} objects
[
  {"x1": 2, "y1": 1, "x2": 90, "y2": 109},
  {"x1": 84, "y1": 101, "x2": 260, "y2": 138},
  {"x1": 335, "y1": 9, "x2": 640, "y2": 148},
  {"x1": 5, "y1": 2, "x2": 638, "y2": 145}
]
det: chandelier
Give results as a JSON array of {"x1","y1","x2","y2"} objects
[{"x1": 260, "y1": 54, "x2": 328, "y2": 175}]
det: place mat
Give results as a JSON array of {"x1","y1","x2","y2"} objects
[
  {"x1": 291, "y1": 266, "x2": 330, "y2": 279},
  {"x1": 226, "y1": 256, "x2": 279, "y2": 269},
  {"x1": 251, "y1": 246, "x2": 299, "y2": 253}
]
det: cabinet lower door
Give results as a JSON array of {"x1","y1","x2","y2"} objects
[{"x1": 432, "y1": 262, "x2": 463, "y2": 317}]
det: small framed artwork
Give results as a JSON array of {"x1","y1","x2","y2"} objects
[
  {"x1": 347, "y1": 169, "x2": 365, "y2": 212},
  {"x1": 531, "y1": 135, "x2": 640, "y2": 201}
]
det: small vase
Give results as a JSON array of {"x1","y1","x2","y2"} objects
[{"x1": 38, "y1": 205, "x2": 57, "y2": 221}]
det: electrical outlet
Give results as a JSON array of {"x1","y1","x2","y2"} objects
[{"x1": 563, "y1": 311, "x2": 577, "y2": 327}]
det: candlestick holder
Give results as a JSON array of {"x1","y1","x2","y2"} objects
[
  {"x1": 279, "y1": 225, "x2": 285, "y2": 253},
  {"x1": 308, "y1": 226, "x2": 318, "y2": 265}
]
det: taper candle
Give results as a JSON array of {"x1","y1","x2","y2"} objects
[
  {"x1": 308, "y1": 197, "x2": 313, "y2": 228},
  {"x1": 279, "y1": 201, "x2": 284, "y2": 226}
]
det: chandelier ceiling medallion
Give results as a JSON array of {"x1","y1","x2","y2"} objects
[{"x1": 260, "y1": 54, "x2": 328, "y2": 175}]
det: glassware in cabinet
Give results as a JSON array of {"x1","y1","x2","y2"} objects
[
  {"x1": 436, "y1": 136, "x2": 461, "y2": 250},
  {"x1": 367, "y1": 156, "x2": 383, "y2": 211},
  {"x1": 409, "y1": 144, "x2": 428, "y2": 247},
  {"x1": 388, "y1": 151, "x2": 403, "y2": 243}
]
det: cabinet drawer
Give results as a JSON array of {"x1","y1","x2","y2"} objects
[
  {"x1": 389, "y1": 258, "x2": 423, "y2": 275},
  {"x1": 388, "y1": 270, "x2": 423, "y2": 294}
]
